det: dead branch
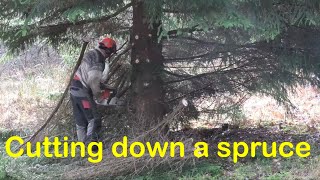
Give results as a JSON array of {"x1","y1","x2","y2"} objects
[
  {"x1": 106, "y1": 64, "x2": 122, "y2": 83},
  {"x1": 117, "y1": 85, "x2": 131, "y2": 98},
  {"x1": 63, "y1": 99, "x2": 191, "y2": 179},
  {"x1": 110, "y1": 44, "x2": 131, "y2": 69},
  {"x1": 15, "y1": 40, "x2": 89, "y2": 151}
]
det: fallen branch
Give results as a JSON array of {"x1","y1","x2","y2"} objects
[
  {"x1": 15, "y1": 40, "x2": 89, "y2": 151},
  {"x1": 64, "y1": 99, "x2": 191, "y2": 179}
]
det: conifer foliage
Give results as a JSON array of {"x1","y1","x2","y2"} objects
[{"x1": 1, "y1": 0, "x2": 320, "y2": 127}]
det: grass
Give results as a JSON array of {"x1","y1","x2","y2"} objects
[
  {"x1": 127, "y1": 139, "x2": 320, "y2": 180},
  {"x1": 130, "y1": 152, "x2": 320, "y2": 180},
  {"x1": 1, "y1": 47, "x2": 320, "y2": 179},
  {"x1": 131, "y1": 162, "x2": 222, "y2": 180},
  {"x1": 0, "y1": 131, "x2": 78, "y2": 180},
  {"x1": 0, "y1": 65, "x2": 68, "y2": 131},
  {"x1": 129, "y1": 155, "x2": 320, "y2": 180},
  {"x1": 2, "y1": 126, "x2": 319, "y2": 180},
  {"x1": 0, "y1": 145, "x2": 9, "y2": 180},
  {"x1": 1, "y1": 152, "x2": 318, "y2": 180},
  {"x1": 1, "y1": 116, "x2": 320, "y2": 179}
]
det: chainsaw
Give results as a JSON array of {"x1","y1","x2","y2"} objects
[{"x1": 95, "y1": 83, "x2": 118, "y2": 106}]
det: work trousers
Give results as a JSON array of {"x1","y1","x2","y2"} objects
[{"x1": 70, "y1": 81, "x2": 101, "y2": 143}]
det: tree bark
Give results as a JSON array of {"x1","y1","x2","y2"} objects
[{"x1": 130, "y1": 0, "x2": 165, "y2": 130}]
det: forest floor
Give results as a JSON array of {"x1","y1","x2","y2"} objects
[
  {"x1": 1, "y1": 46, "x2": 320, "y2": 179},
  {"x1": 125, "y1": 127, "x2": 320, "y2": 180},
  {"x1": 1, "y1": 125, "x2": 320, "y2": 179}
]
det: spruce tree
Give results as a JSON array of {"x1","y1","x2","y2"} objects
[{"x1": 1, "y1": 0, "x2": 320, "y2": 129}]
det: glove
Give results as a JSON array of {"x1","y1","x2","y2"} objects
[{"x1": 108, "y1": 97, "x2": 118, "y2": 105}]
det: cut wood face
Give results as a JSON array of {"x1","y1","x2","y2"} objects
[{"x1": 182, "y1": 98, "x2": 188, "y2": 107}]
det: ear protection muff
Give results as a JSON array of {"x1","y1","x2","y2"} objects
[{"x1": 99, "y1": 43, "x2": 113, "y2": 54}]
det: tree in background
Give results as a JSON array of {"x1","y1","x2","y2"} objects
[{"x1": 1, "y1": 0, "x2": 320, "y2": 131}]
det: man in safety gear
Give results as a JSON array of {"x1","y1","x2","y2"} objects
[{"x1": 69, "y1": 37, "x2": 117, "y2": 144}]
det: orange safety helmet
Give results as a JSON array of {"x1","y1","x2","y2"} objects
[{"x1": 99, "y1": 37, "x2": 117, "y2": 54}]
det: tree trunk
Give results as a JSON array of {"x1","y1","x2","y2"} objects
[{"x1": 130, "y1": 0, "x2": 165, "y2": 131}]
